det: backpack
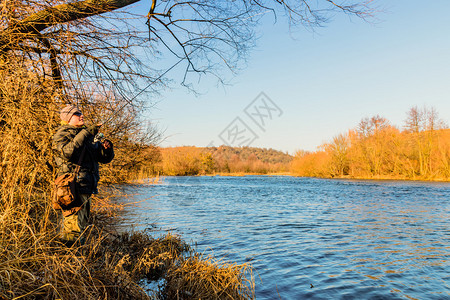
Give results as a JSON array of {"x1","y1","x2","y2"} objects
[{"x1": 53, "y1": 146, "x2": 86, "y2": 216}]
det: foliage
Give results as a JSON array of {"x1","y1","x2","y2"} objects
[
  {"x1": 209, "y1": 146, "x2": 292, "y2": 174},
  {"x1": 160, "y1": 146, "x2": 204, "y2": 176},
  {"x1": 291, "y1": 150, "x2": 331, "y2": 177},
  {"x1": 157, "y1": 146, "x2": 292, "y2": 176},
  {"x1": 291, "y1": 107, "x2": 450, "y2": 180},
  {"x1": 209, "y1": 146, "x2": 292, "y2": 164}
]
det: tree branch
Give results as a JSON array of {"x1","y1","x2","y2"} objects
[{"x1": 0, "y1": 0, "x2": 140, "y2": 52}]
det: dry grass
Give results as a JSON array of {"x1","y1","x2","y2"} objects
[
  {"x1": 164, "y1": 255, "x2": 255, "y2": 300},
  {"x1": 1, "y1": 196, "x2": 255, "y2": 299}
]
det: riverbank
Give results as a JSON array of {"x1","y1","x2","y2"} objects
[
  {"x1": 210, "y1": 172, "x2": 293, "y2": 177},
  {"x1": 168, "y1": 172, "x2": 449, "y2": 182},
  {"x1": 0, "y1": 188, "x2": 254, "y2": 299},
  {"x1": 92, "y1": 189, "x2": 255, "y2": 299},
  {"x1": 324, "y1": 174, "x2": 450, "y2": 182}
]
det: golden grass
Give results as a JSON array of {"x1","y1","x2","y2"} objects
[
  {"x1": 165, "y1": 254, "x2": 255, "y2": 300},
  {"x1": 0, "y1": 187, "x2": 255, "y2": 299},
  {"x1": 1, "y1": 204, "x2": 255, "y2": 299}
]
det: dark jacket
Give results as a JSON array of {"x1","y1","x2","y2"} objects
[{"x1": 52, "y1": 124, "x2": 114, "y2": 195}]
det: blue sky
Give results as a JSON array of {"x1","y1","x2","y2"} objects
[{"x1": 144, "y1": 0, "x2": 450, "y2": 154}]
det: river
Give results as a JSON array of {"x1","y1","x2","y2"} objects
[{"x1": 117, "y1": 176, "x2": 449, "y2": 299}]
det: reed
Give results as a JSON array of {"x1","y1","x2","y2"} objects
[
  {"x1": 164, "y1": 254, "x2": 255, "y2": 299},
  {"x1": 1, "y1": 190, "x2": 255, "y2": 299}
]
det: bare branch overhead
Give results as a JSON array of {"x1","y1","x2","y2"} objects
[{"x1": 0, "y1": 0, "x2": 378, "y2": 101}]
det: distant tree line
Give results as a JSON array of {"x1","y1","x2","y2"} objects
[
  {"x1": 117, "y1": 106, "x2": 449, "y2": 181},
  {"x1": 291, "y1": 106, "x2": 450, "y2": 180},
  {"x1": 154, "y1": 146, "x2": 292, "y2": 176}
]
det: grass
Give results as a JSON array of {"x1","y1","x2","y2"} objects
[
  {"x1": 0, "y1": 189, "x2": 255, "y2": 299},
  {"x1": 164, "y1": 254, "x2": 255, "y2": 299}
]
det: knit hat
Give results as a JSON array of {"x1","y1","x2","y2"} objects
[{"x1": 60, "y1": 105, "x2": 82, "y2": 122}]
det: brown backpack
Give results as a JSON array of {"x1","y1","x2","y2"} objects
[{"x1": 53, "y1": 147, "x2": 86, "y2": 216}]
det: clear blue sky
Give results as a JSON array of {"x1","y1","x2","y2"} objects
[{"x1": 144, "y1": 0, "x2": 450, "y2": 154}]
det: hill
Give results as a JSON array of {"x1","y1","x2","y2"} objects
[
  {"x1": 157, "y1": 146, "x2": 292, "y2": 175},
  {"x1": 205, "y1": 146, "x2": 292, "y2": 164}
]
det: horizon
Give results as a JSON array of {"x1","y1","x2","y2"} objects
[{"x1": 157, "y1": 126, "x2": 450, "y2": 156}]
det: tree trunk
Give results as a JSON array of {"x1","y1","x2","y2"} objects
[{"x1": 0, "y1": 0, "x2": 141, "y2": 52}]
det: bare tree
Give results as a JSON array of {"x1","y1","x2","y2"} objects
[
  {"x1": 357, "y1": 115, "x2": 389, "y2": 138},
  {"x1": 404, "y1": 106, "x2": 448, "y2": 176},
  {"x1": 0, "y1": 0, "x2": 377, "y2": 104},
  {"x1": 404, "y1": 106, "x2": 424, "y2": 133},
  {"x1": 404, "y1": 106, "x2": 447, "y2": 133}
]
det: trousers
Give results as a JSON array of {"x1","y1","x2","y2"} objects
[{"x1": 60, "y1": 194, "x2": 91, "y2": 243}]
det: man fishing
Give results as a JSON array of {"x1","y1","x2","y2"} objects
[{"x1": 52, "y1": 105, "x2": 114, "y2": 245}]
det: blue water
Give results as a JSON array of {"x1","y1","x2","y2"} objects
[{"x1": 117, "y1": 176, "x2": 450, "y2": 299}]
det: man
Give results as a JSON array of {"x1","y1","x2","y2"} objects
[{"x1": 52, "y1": 105, "x2": 114, "y2": 245}]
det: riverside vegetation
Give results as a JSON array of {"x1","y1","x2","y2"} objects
[
  {"x1": 291, "y1": 108, "x2": 450, "y2": 181},
  {"x1": 157, "y1": 146, "x2": 293, "y2": 176},
  {"x1": 145, "y1": 109, "x2": 449, "y2": 182},
  {"x1": 0, "y1": 62, "x2": 254, "y2": 300}
]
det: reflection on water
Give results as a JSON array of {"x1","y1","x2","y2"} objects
[{"x1": 117, "y1": 176, "x2": 450, "y2": 300}]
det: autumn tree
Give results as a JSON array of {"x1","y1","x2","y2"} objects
[
  {"x1": 349, "y1": 115, "x2": 391, "y2": 176},
  {"x1": 291, "y1": 149, "x2": 331, "y2": 177},
  {"x1": 324, "y1": 132, "x2": 350, "y2": 176},
  {"x1": 291, "y1": 108, "x2": 449, "y2": 180},
  {"x1": 404, "y1": 106, "x2": 448, "y2": 177}
]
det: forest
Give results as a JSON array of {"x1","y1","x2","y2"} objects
[
  {"x1": 291, "y1": 107, "x2": 450, "y2": 180},
  {"x1": 156, "y1": 146, "x2": 293, "y2": 176},
  {"x1": 125, "y1": 106, "x2": 449, "y2": 182}
]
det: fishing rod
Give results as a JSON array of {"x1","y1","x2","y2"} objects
[
  {"x1": 90, "y1": 56, "x2": 189, "y2": 144},
  {"x1": 101, "y1": 55, "x2": 188, "y2": 126}
]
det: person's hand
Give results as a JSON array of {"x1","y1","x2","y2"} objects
[
  {"x1": 87, "y1": 123, "x2": 102, "y2": 136},
  {"x1": 102, "y1": 139, "x2": 112, "y2": 149}
]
